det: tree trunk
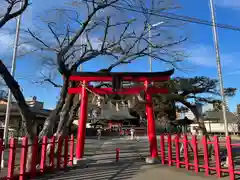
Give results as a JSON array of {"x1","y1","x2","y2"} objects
[
  {"x1": 181, "y1": 102, "x2": 214, "y2": 158},
  {"x1": 0, "y1": 60, "x2": 36, "y2": 171},
  {"x1": 38, "y1": 76, "x2": 70, "y2": 139},
  {"x1": 0, "y1": 60, "x2": 35, "y2": 140},
  {"x1": 54, "y1": 95, "x2": 80, "y2": 139},
  {"x1": 62, "y1": 100, "x2": 80, "y2": 135},
  {"x1": 48, "y1": 97, "x2": 80, "y2": 155},
  {"x1": 189, "y1": 106, "x2": 208, "y2": 135},
  {"x1": 190, "y1": 105, "x2": 214, "y2": 157},
  {"x1": 55, "y1": 93, "x2": 75, "y2": 136}
]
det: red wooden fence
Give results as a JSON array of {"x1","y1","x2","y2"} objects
[
  {"x1": 0, "y1": 135, "x2": 75, "y2": 180},
  {"x1": 159, "y1": 134, "x2": 240, "y2": 180},
  {"x1": 0, "y1": 134, "x2": 240, "y2": 180}
]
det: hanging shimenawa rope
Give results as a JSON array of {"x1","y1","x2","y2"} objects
[
  {"x1": 78, "y1": 81, "x2": 100, "y2": 97},
  {"x1": 78, "y1": 81, "x2": 141, "y2": 111},
  {"x1": 77, "y1": 81, "x2": 104, "y2": 107}
]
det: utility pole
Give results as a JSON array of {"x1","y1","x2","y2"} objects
[
  {"x1": 148, "y1": 21, "x2": 164, "y2": 72},
  {"x1": 1, "y1": 1, "x2": 22, "y2": 168},
  {"x1": 209, "y1": 0, "x2": 228, "y2": 136}
]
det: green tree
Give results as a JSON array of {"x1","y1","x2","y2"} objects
[{"x1": 154, "y1": 76, "x2": 236, "y2": 135}]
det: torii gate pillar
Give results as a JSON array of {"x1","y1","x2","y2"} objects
[
  {"x1": 145, "y1": 81, "x2": 158, "y2": 160},
  {"x1": 75, "y1": 80, "x2": 88, "y2": 160}
]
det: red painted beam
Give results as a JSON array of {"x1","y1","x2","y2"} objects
[
  {"x1": 69, "y1": 75, "x2": 170, "y2": 82},
  {"x1": 68, "y1": 87, "x2": 168, "y2": 95}
]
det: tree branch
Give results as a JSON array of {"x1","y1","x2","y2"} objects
[
  {"x1": 100, "y1": 16, "x2": 110, "y2": 51},
  {"x1": 47, "y1": 22, "x2": 61, "y2": 47},
  {"x1": 27, "y1": 29, "x2": 55, "y2": 50},
  {"x1": 59, "y1": 0, "x2": 119, "y2": 56},
  {"x1": 0, "y1": 0, "x2": 29, "y2": 28},
  {"x1": 57, "y1": 0, "x2": 120, "y2": 75}
]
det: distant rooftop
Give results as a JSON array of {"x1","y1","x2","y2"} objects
[
  {"x1": 0, "y1": 96, "x2": 51, "y2": 118},
  {"x1": 204, "y1": 111, "x2": 239, "y2": 123}
]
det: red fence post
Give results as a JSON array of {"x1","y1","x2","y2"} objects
[
  {"x1": 116, "y1": 148, "x2": 120, "y2": 162},
  {"x1": 160, "y1": 135, "x2": 165, "y2": 165},
  {"x1": 63, "y1": 136, "x2": 69, "y2": 168},
  {"x1": 31, "y1": 137, "x2": 38, "y2": 178},
  {"x1": 7, "y1": 138, "x2": 16, "y2": 179},
  {"x1": 213, "y1": 136, "x2": 221, "y2": 178},
  {"x1": 57, "y1": 136, "x2": 63, "y2": 169},
  {"x1": 69, "y1": 135, "x2": 74, "y2": 166},
  {"x1": 175, "y1": 135, "x2": 180, "y2": 168},
  {"x1": 40, "y1": 136, "x2": 48, "y2": 173},
  {"x1": 202, "y1": 136, "x2": 209, "y2": 176},
  {"x1": 183, "y1": 135, "x2": 189, "y2": 170},
  {"x1": 19, "y1": 137, "x2": 28, "y2": 180},
  {"x1": 0, "y1": 139, "x2": 3, "y2": 172},
  {"x1": 192, "y1": 135, "x2": 199, "y2": 173},
  {"x1": 49, "y1": 136, "x2": 56, "y2": 170},
  {"x1": 167, "y1": 134, "x2": 172, "y2": 166},
  {"x1": 226, "y1": 136, "x2": 235, "y2": 180}
]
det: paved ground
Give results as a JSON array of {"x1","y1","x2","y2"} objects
[
  {"x1": 34, "y1": 161, "x2": 228, "y2": 180},
  {"x1": 32, "y1": 137, "x2": 230, "y2": 180},
  {"x1": 136, "y1": 165, "x2": 229, "y2": 180}
]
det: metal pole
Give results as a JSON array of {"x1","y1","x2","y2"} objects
[
  {"x1": 79, "y1": 64, "x2": 83, "y2": 72},
  {"x1": 148, "y1": 24, "x2": 152, "y2": 72},
  {"x1": 1, "y1": 1, "x2": 22, "y2": 168},
  {"x1": 209, "y1": 0, "x2": 228, "y2": 136},
  {"x1": 148, "y1": 21, "x2": 164, "y2": 73}
]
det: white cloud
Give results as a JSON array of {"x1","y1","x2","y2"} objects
[
  {"x1": 215, "y1": 0, "x2": 240, "y2": 9},
  {"x1": 186, "y1": 44, "x2": 237, "y2": 68},
  {"x1": 227, "y1": 70, "x2": 240, "y2": 75},
  {"x1": 0, "y1": 32, "x2": 14, "y2": 53},
  {"x1": 0, "y1": 31, "x2": 37, "y2": 58}
]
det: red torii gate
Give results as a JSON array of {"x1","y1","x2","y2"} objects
[{"x1": 68, "y1": 69, "x2": 174, "y2": 162}]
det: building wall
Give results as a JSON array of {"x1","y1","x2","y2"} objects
[
  {"x1": 0, "y1": 114, "x2": 45, "y2": 137},
  {"x1": 237, "y1": 104, "x2": 240, "y2": 115},
  {"x1": 190, "y1": 122, "x2": 239, "y2": 134},
  {"x1": 0, "y1": 96, "x2": 48, "y2": 137},
  {"x1": 202, "y1": 104, "x2": 213, "y2": 113}
]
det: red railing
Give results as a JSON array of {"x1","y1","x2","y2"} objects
[
  {"x1": 1, "y1": 134, "x2": 240, "y2": 180},
  {"x1": 159, "y1": 134, "x2": 240, "y2": 180},
  {"x1": 0, "y1": 135, "x2": 75, "y2": 180}
]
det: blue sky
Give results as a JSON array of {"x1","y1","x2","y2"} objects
[{"x1": 0, "y1": 0, "x2": 240, "y2": 112}]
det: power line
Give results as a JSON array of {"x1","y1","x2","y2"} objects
[
  {"x1": 117, "y1": 4, "x2": 240, "y2": 32},
  {"x1": 85, "y1": 0, "x2": 240, "y2": 32}
]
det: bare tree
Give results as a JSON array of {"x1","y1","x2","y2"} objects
[
  {"x1": 0, "y1": 0, "x2": 188, "y2": 167},
  {"x1": 25, "y1": 0, "x2": 187, "y2": 139}
]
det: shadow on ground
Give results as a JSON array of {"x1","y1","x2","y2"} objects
[{"x1": 34, "y1": 159, "x2": 149, "y2": 180}]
